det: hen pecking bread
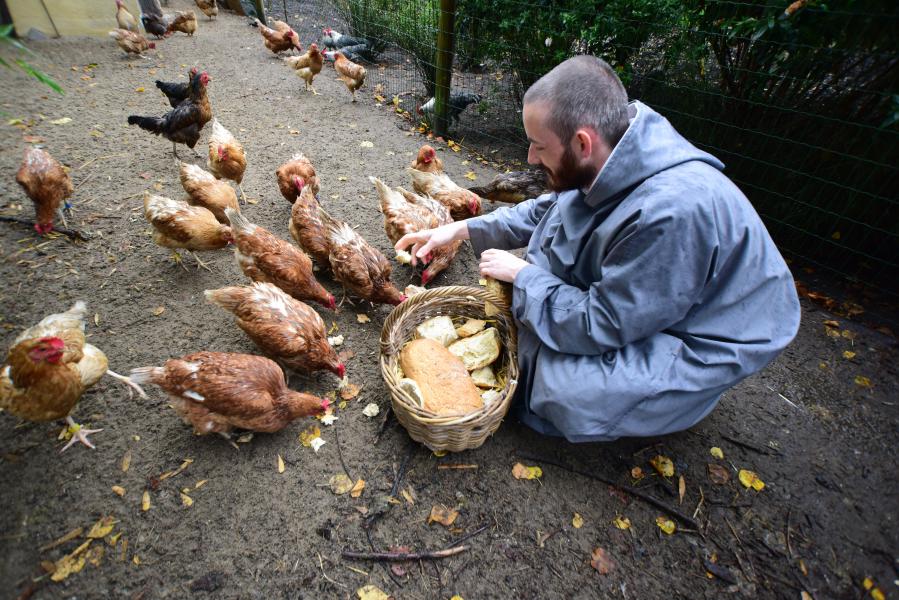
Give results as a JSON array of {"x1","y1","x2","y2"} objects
[
  {"x1": 288, "y1": 182, "x2": 331, "y2": 269},
  {"x1": 108, "y1": 28, "x2": 155, "y2": 58},
  {"x1": 324, "y1": 51, "x2": 365, "y2": 102},
  {"x1": 144, "y1": 193, "x2": 232, "y2": 269},
  {"x1": 276, "y1": 152, "x2": 320, "y2": 202},
  {"x1": 225, "y1": 208, "x2": 336, "y2": 311},
  {"x1": 370, "y1": 175, "x2": 436, "y2": 254},
  {"x1": 408, "y1": 167, "x2": 482, "y2": 221},
  {"x1": 127, "y1": 71, "x2": 212, "y2": 157},
  {"x1": 410, "y1": 144, "x2": 443, "y2": 174},
  {"x1": 283, "y1": 43, "x2": 324, "y2": 94},
  {"x1": 207, "y1": 119, "x2": 247, "y2": 202},
  {"x1": 396, "y1": 187, "x2": 462, "y2": 285},
  {"x1": 166, "y1": 10, "x2": 197, "y2": 36},
  {"x1": 0, "y1": 301, "x2": 145, "y2": 451},
  {"x1": 179, "y1": 161, "x2": 239, "y2": 224},
  {"x1": 468, "y1": 170, "x2": 548, "y2": 205},
  {"x1": 15, "y1": 146, "x2": 74, "y2": 235},
  {"x1": 131, "y1": 351, "x2": 328, "y2": 436},
  {"x1": 114, "y1": 0, "x2": 139, "y2": 32},
  {"x1": 255, "y1": 18, "x2": 301, "y2": 55},
  {"x1": 206, "y1": 282, "x2": 345, "y2": 378}
]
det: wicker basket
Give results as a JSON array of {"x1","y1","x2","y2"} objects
[{"x1": 379, "y1": 285, "x2": 518, "y2": 452}]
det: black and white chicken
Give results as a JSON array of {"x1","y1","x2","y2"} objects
[{"x1": 417, "y1": 91, "x2": 482, "y2": 126}]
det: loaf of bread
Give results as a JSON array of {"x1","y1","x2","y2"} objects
[{"x1": 399, "y1": 338, "x2": 484, "y2": 416}]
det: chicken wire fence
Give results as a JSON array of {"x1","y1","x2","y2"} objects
[{"x1": 262, "y1": 0, "x2": 898, "y2": 317}]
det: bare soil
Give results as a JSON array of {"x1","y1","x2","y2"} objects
[{"x1": 1, "y1": 3, "x2": 897, "y2": 599}]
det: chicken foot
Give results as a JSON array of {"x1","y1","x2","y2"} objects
[
  {"x1": 237, "y1": 183, "x2": 248, "y2": 204},
  {"x1": 105, "y1": 369, "x2": 147, "y2": 399},
  {"x1": 190, "y1": 251, "x2": 213, "y2": 272},
  {"x1": 60, "y1": 416, "x2": 103, "y2": 452}
]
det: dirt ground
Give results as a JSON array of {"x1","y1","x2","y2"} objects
[{"x1": 1, "y1": 3, "x2": 897, "y2": 599}]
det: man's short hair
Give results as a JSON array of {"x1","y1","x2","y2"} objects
[{"x1": 524, "y1": 55, "x2": 629, "y2": 148}]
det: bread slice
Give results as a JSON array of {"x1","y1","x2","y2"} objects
[
  {"x1": 399, "y1": 338, "x2": 484, "y2": 416},
  {"x1": 447, "y1": 327, "x2": 501, "y2": 371}
]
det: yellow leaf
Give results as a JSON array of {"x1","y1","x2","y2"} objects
[
  {"x1": 450, "y1": 596, "x2": 464, "y2": 600},
  {"x1": 678, "y1": 475, "x2": 686, "y2": 504},
  {"x1": 135, "y1": 87, "x2": 145, "y2": 93},
  {"x1": 107, "y1": 532, "x2": 121, "y2": 546},
  {"x1": 329, "y1": 473, "x2": 354, "y2": 495},
  {"x1": 841, "y1": 329, "x2": 856, "y2": 340},
  {"x1": 854, "y1": 375, "x2": 872, "y2": 388},
  {"x1": 356, "y1": 313, "x2": 371, "y2": 323},
  {"x1": 195, "y1": 479, "x2": 207, "y2": 488},
  {"x1": 299, "y1": 425, "x2": 321, "y2": 447},
  {"x1": 872, "y1": 589, "x2": 885, "y2": 600},
  {"x1": 401, "y1": 489, "x2": 415, "y2": 504},
  {"x1": 800, "y1": 593, "x2": 812, "y2": 600},
  {"x1": 842, "y1": 350, "x2": 856, "y2": 359},
  {"x1": 86, "y1": 516, "x2": 116, "y2": 539},
  {"x1": 823, "y1": 320, "x2": 840, "y2": 328},
  {"x1": 433, "y1": 449, "x2": 447, "y2": 457},
  {"x1": 656, "y1": 516, "x2": 676, "y2": 535},
  {"x1": 112, "y1": 485, "x2": 126, "y2": 497},
  {"x1": 649, "y1": 455, "x2": 675, "y2": 478},
  {"x1": 863, "y1": 577, "x2": 874, "y2": 590},
  {"x1": 464, "y1": 171, "x2": 477, "y2": 181},
  {"x1": 831, "y1": 231, "x2": 841, "y2": 240},
  {"x1": 181, "y1": 492, "x2": 193, "y2": 507},
  {"x1": 277, "y1": 454, "x2": 285, "y2": 473},
  {"x1": 738, "y1": 469, "x2": 765, "y2": 491},
  {"x1": 710, "y1": 447, "x2": 724, "y2": 459},
  {"x1": 141, "y1": 491, "x2": 151, "y2": 511},
  {"x1": 133, "y1": 555, "x2": 141, "y2": 565},
  {"x1": 512, "y1": 462, "x2": 542, "y2": 480},
  {"x1": 357, "y1": 585, "x2": 389, "y2": 600},
  {"x1": 51, "y1": 540, "x2": 92, "y2": 581},
  {"x1": 427, "y1": 504, "x2": 459, "y2": 527},
  {"x1": 572, "y1": 513, "x2": 584, "y2": 529},
  {"x1": 631, "y1": 466, "x2": 644, "y2": 480},
  {"x1": 152, "y1": 306, "x2": 165, "y2": 316},
  {"x1": 338, "y1": 176, "x2": 348, "y2": 181},
  {"x1": 613, "y1": 516, "x2": 631, "y2": 530},
  {"x1": 340, "y1": 382, "x2": 360, "y2": 401},
  {"x1": 350, "y1": 479, "x2": 366, "y2": 498},
  {"x1": 799, "y1": 559, "x2": 807, "y2": 576},
  {"x1": 121, "y1": 449, "x2": 131, "y2": 472}
]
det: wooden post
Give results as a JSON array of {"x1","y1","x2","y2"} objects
[
  {"x1": 253, "y1": 0, "x2": 266, "y2": 25},
  {"x1": 434, "y1": 0, "x2": 457, "y2": 138}
]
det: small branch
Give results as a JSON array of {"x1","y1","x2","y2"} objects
[
  {"x1": 721, "y1": 434, "x2": 781, "y2": 456},
  {"x1": 516, "y1": 452, "x2": 700, "y2": 530},
  {"x1": 342, "y1": 545, "x2": 467, "y2": 562},
  {"x1": 333, "y1": 417, "x2": 353, "y2": 481},
  {"x1": 0, "y1": 216, "x2": 89, "y2": 241},
  {"x1": 437, "y1": 464, "x2": 478, "y2": 470}
]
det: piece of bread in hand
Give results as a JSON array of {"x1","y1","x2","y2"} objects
[{"x1": 399, "y1": 338, "x2": 484, "y2": 416}]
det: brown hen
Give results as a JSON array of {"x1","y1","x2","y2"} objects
[
  {"x1": 276, "y1": 152, "x2": 320, "y2": 202},
  {"x1": 15, "y1": 146, "x2": 73, "y2": 235},
  {"x1": 179, "y1": 161, "x2": 239, "y2": 224},
  {"x1": 288, "y1": 183, "x2": 331, "y2": 269}
]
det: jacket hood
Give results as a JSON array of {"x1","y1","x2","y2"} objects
[{"x1": 584, "y1": 101, "x2": 725, "y2": 207}]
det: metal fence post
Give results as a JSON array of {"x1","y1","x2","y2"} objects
[
  {"x1": 434, "y1": 0, "x2": 457, "y2": 138},
  {"x1": 253, "y1": 0, "x2": 267, "y2": 24}
]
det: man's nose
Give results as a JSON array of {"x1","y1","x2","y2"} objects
[{"x1": 527, "y1": 147, "x2": 540, "y2": 165}]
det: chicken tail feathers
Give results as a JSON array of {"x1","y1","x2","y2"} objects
[
  {"x1": 223, "y1": 207, "x2": 252, "y2": 233},
  {"x1": 204, "y1": 287, "x2": 243, "y2": 312},
  {"x1": 128, "y1": 366, "x2": 165, "y2": 386},
  {"x1": 127, "y1": 115, "x2": 165, "y2": 134}
]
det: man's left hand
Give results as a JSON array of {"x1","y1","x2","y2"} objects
[{"x1": 479, "y1": 249, "x2": 529, "y2": 283}]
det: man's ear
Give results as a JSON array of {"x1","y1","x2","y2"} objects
[{"x1": 573, "y1": 129, "x2": 594, "y2": 160}]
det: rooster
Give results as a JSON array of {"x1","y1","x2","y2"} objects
[
  {"x1": 254, "y1": 18, "x2": 300, "y2": 55},
  {"x1": 417, "y1": 92, "x2": 481, "y2": 127},
  {"x1": 0, "y1": 301, "x2": 146, "y2": 451},
  {"x1": 468, "y1": 170, "x2": 548, "y2": 205},
  {"x1": 318, "y1": 206, "x2": 406, "y2": 306},
  {"x1": 276, "y1": 152, "x2": 319, "y2": 202},
  {"x1": 408, "y1": 168, "x2": 482, "y2": 221},
  {"x1": 288, "y1": 182, "x2": 331, "y2": 269},
  {"x1": 144, "y1": 193, "x2": 232, "y2": 269},
  {"x1": 128, "y1": 71, "x2": 212, "y2": 157},
  {"x1": 108, "y1": 28, "x2": 155, "y2": 58},
  {"x1": 15, "y1": 146, "x2": 74, "y2": 235},
  {"x1": 324, "y1": 51, "x2": 365, "y2": 102},
  {"x1": 179, "y1": 162, "x2": 239, "y2": 224},
  {"x1": 130, "y1": 352, "x2": 329, "y2": 436},
  {"x1": 410, "y1": 144, "x2": 443, "y2": 174},
  {"x1": 283, "y1": 43, "x2": 324, "y2": 94},
  {"x1": 194, "y1": 0, "x2": 217, "y2": 20},
  {"x1": 397, "y1": 187, "x2": 462, "y2": 285},
  {"x1": 114, "y1": 0, "x2": 139, "y2": 32},
  {"x1": 166, "y1": 10, "x2": 197, "y2": 36},
  {"x1": 207, "y1": 119, "x2": 247, "y2": 202},
  {"x1": 156, "y1": 67, "x2": 198, "y2": 108},
  {"x1": 225, "y1": 208, "x2": 336, "y2": 311},
  {"x1": 206, "y1": 282, "x2": 345, "y2": 379}
]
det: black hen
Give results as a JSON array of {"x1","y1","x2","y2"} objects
[
  {"x1": 468, "y1": 170, "x2": 548, "y2": 205},
  {"x1": 417, "y1": 91, "x2": 482, "y2": 125},
  {"x1": 155, "y1": 67, "x2": 198, "y2": 108},
  {"x1": 141, "y1": 13, "x2": 169, "y2": 38},
  {"x1": 127, "y1": 71, "x2": 211, "y2": 156},
  {"x1": 337, "y1": 43, "x2": 378, "y2": 64}
]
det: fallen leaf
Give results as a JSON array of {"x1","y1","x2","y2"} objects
[
  {"x1": 464, "y1": 171, "x2": 477, "y2": 181},
  {"x1": 572, "y1": 513, "x2": 584, "y2": 529},
  {"x1": 842, "y1": 350, "x2": 856, "y2": 359},
  {"x1": 710, "y1": 447, "x2": 724, "y2": 459},
  {"x1": 151, "y1": 306, "x2": 165, "y2": 316},
  {"x1": 132, "y1": 555, "x2": 140, "y2": 565},
  {"x1": 121, "y1": 449, "x2": 131, "y2": 472},
  {"x1": 141, "y1": 491, "x2": 151, "y2": 511},
  {"x1": 841, "y1": 329, "x2": 856, "y2": 340},
  {"x1": 51, "y1": 540, "x2": 92, "y2": 581},
  {"x1": 799, "y1": 558, "x2": 807, "y2": 576},
  {"x1": 823, "y1": 320, "x2": 840, "y2": 328},
  {"x1": 800, "y1": 592, "x2": 812, "y2": 600},
  {"x1": 195, "y1": 479, "x2": 207, "y2": 489},
  {"x1": 39, "y1": 527, "x2": 83, "y2": 552},
  {"x1": 863, "y1": 577, "x2": 874, "y2": 590},
  {"x1": 135, "y1": 87, "x2": 145, "y2": 93},
  {"x1": 427, "y1": 504, "x2": 459, "y2": 526},
  {"x1": 450, "y1": 596, "x2": 464, "y2": 600},
  {"x1": 401, "y1": 488, "x2": 415, "y2": 504},
  {"x1": 356, "y1": 313, "x2": 371, "y2": 323},
  {"x1": 338, "y1": 349, "x2": 356, "y2": 362},
  {"x1": 872, "y1": 589, "x2": 885, "y2": 600},
  {"x1": 340, "y1": 382, "x2": 361, "y2": 401},
  {"x1": 678, "y1": 475, "x2": 686, "y2": 504},
  {"x1": 350, "y1": 479, "x2": 365, "y2": 498},
  {"x1": 656, "y1": 516, "x2": 676, "y2": 535},
  {"x1": 86, "y1": 516, "x2": 116, "y2": 539},
  {"x1": 356, "y1": 585, "x2": 389, "y2": 600},
  {"x1": 181, "y1": 492, "x2": 193, "y2": 507},
  {"x1": 738, "y1": 469, "x2": 765, "y2": 491},
  {"x1": 310, "y1": 438, "x2": 326, "y2": 452},
  {"x1": 237, "y1": 432, "x2": 253, "y2": 443},
  {"x1": 330, "y1": 473, "x2": 354, "y2": 495},
  {"x1": 433, "y1": 449, "x2": 447, "y2": 457},
  {"x1": 650, "y1": 455, "x2": 675, "y2": 478},
  {"x1": 854, "y1": 375, "x2": 872, "y2": 388},
  {"x1": 277, "y1": 454, "x2": 285, "y2": 473},
  {"x1": 111, "y1": 485, "x2": 126, "y2": 497},
  {"x1": 590, "y1": 547, "x2": 614, "y2": 574},
  {"x1": 707, "y1": 463, "x2": 730, "y2": 485},
  {"x1": 50, "y1": 117, "x2": 72, "y2": 125},
  {"x1": 511, "y1": 462, "x2": 542, "y2": 480},
  {"x1": 23, "y1": 135, "x2": 45, "y2": 143},
  {"x1": 631, "y1": 466, "x2": 644, "y2": 480},
  {"x1": 107, "y1": 532, "x2": 121, "y2": 546},
  {"x1": 613, "y1": 516, "x2": 631, "y2": 530},
  {"x1": 360, "y1": 140, "x2": 374, "y2": 148},
  {"x1": 299, "y1": 425, "x2": 321, "y2": 447},
  {"x1": 338, "y1": 176, "x2": 347, "y2": 181}
]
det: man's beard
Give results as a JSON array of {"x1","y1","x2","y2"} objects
[{"x1": 542, "y1": 145, "x2": 599, "y2": 193}]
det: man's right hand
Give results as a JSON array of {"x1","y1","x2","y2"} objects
[{"x1": 395, "y1": 221, "x2": 470, "y2": 266}]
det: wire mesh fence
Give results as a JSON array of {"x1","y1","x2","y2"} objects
[{"x1": 263, "y1": 0, "x2": 898, "y2": 319}]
